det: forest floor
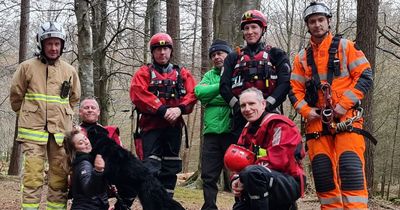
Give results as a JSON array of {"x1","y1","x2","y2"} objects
[{"x1": 0, "y1": 174, "x2": 399, "y2": 210}]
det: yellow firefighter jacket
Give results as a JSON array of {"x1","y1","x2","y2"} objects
[{"x1": 10, "y1": 57, "x2": 81, "y2": 145}]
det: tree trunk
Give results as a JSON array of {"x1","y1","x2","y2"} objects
[
  {"x1": 213, "y1": 0, "x2": 260, "y2": 47},
  {"x1": 91, "y1": 0, "x2": 109, "y2": 125},
  {"x1": 148, "y1": 0, "x2": 160, "y2": 36},
  {"x1": 166, "y1": 0, "x2": 181, "y2": 64},
  {"x1": 8, "y1": 0, "x2": 30, "y2": 176},
  {"x1": 356, "y1": 0, "x2": 379, "y2": 196},
  {"x1": 180, "y1": 0, "x2": 198, "y2": 173},
  {"x1": 182, "y1": 0, "x2": 212, "y2": 186},
  {"x1": 386, "y1": 91, "x2": 400, "y2": 200},
  {"x1": 335, "y1": 0, "x2": 341, "y2": 34},
  {"x1": 75, "y1": 0, "x2": 94, "y2": 98}
]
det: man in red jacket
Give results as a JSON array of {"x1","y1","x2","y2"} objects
[
  {"x1": 130, "y1": 33, "x2": 197, "y2": 198},
  {"x1": 225, "y1": 87, "x2": 305, "y2": 210}
]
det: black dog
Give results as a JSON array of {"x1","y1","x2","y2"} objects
[{"x1": 84, "y1": 125, "x2": 185, "y2": 210}]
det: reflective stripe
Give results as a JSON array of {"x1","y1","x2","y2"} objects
[
  {"x1": 269, "y1": 177, "x2": 274, "y2": 188},
  {"x1": 166, "y1": 189, "x2": 174, "y2": 194},
  {"x1": 22, "y1": 203, "x2": 40, "y2": 210},
  {"x1": 266, "y1": 96, "x2": 276, "y2": 105},
  {"x1": 342, "y1": 195, "x2": 368, "y2": 204},
  {"x1": 290, "y1": 73, "x2": 306, "y2": 84},
  {"x1": 25, "y1": 93, "x2": 69, "y2": 104},
  {"x1": 46, "y1": 201, "x2": 67, "y2": 210},
  {"x1": 272, "y1": 127, "x2": 281, "y2": 146},
  {"x1": 296, "y1": 100, "x2": 307, "y2": 111},
  {"x1": 249, "y1": 191, "x2": 269, "y2": 200},
  {"x1": 344, "y1": 90, "x2": 359, "y2": 104},
  {"x1": 229, "y1": 97, "x2": 238, "y2": 108},
  {"x1": 149, "y1": 155, "x2": 162, "y2": 161},
  {"x1": 54, "y1": 133, "x2": 65, "y2": 145},
  {"x1": 18, "y1": 128, "x2": 49, "y2": 142},
  {"x1": 18, "y1": 128, "x2": 64, "y2": 143},
  {"x1": 341, "y1": 38, "x2": 348, "y2": 74},
  {"x1": 349, "y1": 57, "x2": 369, "y2": 72},
  {"x1": 163, "y1": 156, "x2": 181, "y2": 160},
  {"x1": 299, "y1": 49, "x2": 307, "y2": 69},
  {"x1": 319, "y1": 196, "x2": 342, "y2": 205}
]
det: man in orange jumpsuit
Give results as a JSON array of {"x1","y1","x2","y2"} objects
[{"x1": 289, "y1": 1, "x2": 373, "y2": 209}]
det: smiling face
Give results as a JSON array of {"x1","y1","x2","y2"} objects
[
  {"x1": 306, "y1": 14, "x2": 330, "y2": 41},
  {"x1": 79, "y1": 99, "x2": 100, "y2": 124},
  {"x1": 43, "y1": 37, "x2": 62, "y2": 60},
  {"x1": 239, "y1": 90, "x2": 266, "y2": 123},
  {"x1": 72, "y1": 132, "x2": 92, "y2": 153},
  {"x1": 243, "y1": 23, "x2": 263, "y2": 45}
]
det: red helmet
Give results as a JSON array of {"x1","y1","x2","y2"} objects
[
  {"x1": 240, "y1": 10, "x2": 267, "y2": 30},
  {"x1": 224, "y1": 144, "x2": 256, "y2": 172},
  {"x1": 149, "y1": 33, "x2": 173, "y2": 52}
]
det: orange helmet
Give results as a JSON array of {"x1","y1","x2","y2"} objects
[
  {"x1": 149, "y1": 33, "x2": 173, "y2": 52},
  {"x1": 240, "y1": 10, "x2": 267, "y2": 30},
  {"x1": 224, "y1": 144, "x2": 256, "y2": 172}
]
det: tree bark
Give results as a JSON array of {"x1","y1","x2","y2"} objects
[
  {"x1": 166, "y1": 0, "x2": 181, "y2": 64},
  {"x1": 8, "y1": 0, "x2": 30, "y2": 176},
  {"x1": 75, "y1": 0, "x2": 94, "y2": 98},
  {"x1": 386, "y1": 91, "x2": 400, "y2": 200},
  {"x1": 213, "y1": 0, "x2": 260, "y2": 47},
  {"x1": 356, "y1": 0, "x2": 379, "y2": 196},
  {"x1": 148, "y1": 0, "x2": 160, "y2": 36},
  {"x1": 91, "y1": 0, "x2": 109, "y2": 125}
]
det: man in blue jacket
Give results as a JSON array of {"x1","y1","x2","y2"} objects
[{"x1": 195, "y1": 39, "x2": 235, "y2": 210}]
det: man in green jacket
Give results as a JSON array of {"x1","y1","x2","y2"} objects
[{"x1": 195, "y1": 39, "x2": 235, "y2": 210}]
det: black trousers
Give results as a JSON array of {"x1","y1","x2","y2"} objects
[
  {"x1": 201, "y1": 133, "x2": 236, "y2": 210},
  {"x1": 233, "y1": 165, "x2": 302, "y2": 210},
  {"x1": 141, "y1": 126, "x2": 182, "y2": 197}
]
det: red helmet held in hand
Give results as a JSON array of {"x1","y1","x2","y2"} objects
[
  {"x1": 224, "y1": 144, "x2": 256, "y2": 173},
  {"x1": 240, "y1": 10, "x2": 268, "y2": 30},
  {"x1": 149, "y1": 33, "x2": 173, "y2": 52}
]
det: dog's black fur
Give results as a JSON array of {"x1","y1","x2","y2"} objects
[{"x1": 85, "y1": 125, "x2": 185, "y2": 210}]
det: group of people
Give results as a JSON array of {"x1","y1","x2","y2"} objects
[{"x1": 9, "y1": 1, "x2": 373, "y2": 210}]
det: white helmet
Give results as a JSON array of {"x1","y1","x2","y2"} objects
[
  {"x1": 303, "y1": 1, "x2": 332, "y2": 22},
  {"x1": 36, "y1": 21, "x2": 66, "y2": 52}
]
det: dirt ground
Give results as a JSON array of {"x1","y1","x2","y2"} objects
[{"x1": 0, "y1": 175, "x2": 399, "y2": 210}]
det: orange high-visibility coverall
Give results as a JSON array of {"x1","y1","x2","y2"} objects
[{"x1": 289, "y1": 33, "x2": 373, "y2": 209}]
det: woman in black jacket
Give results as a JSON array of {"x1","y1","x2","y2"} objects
[{"x1": 64, "y1": 128, "x2": 111, "y2": 210}]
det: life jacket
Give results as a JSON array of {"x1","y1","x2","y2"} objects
[
  {"x1": 231, "y1": 46, "x2": 277, "y2": 98},
  {"x1": 147, "y1": 64, "x2": 186, "y2": 107},
  {"x1": 238, "y1": 113, "x2": 306, "y2": 196}
]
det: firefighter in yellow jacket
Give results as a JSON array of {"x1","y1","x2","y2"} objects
[
  {"x1": 10, "y1": 21, "x2": 81, "y2": 210},
  {"x1": 289, "y1": 2, "x2": 373, "y2": 209}
]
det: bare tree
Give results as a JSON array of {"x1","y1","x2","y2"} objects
[
  {"x1": 91, "y1": 0, "x2": 109, "y2": 125},
  {"x1": 8, "y1": 0, "x2": 30, "y2": 176},
  {"x1": 75, "y1": 0, "x2": 94, "y2": 98},
  {"x1": 356, "y1": 0, "x2": 379, "y2": 195},
  {"x1": 386, "y1": 91, "x2": 400, "y2": 200}
]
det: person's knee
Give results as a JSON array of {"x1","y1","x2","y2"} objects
[
  {"x1": 312, "y1": 154, "x2": 335, "y2": 193},
  {"x1": 339, "y1": 151, "x2": 364, "y2": 190}
]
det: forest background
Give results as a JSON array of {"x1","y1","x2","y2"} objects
[{"x1": 0, "y1": 0, "x2": 399, "y2": 206}]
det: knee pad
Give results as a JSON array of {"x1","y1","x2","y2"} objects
[
  {"x1": 339, "y1": 151, "x2": 365, "y2": 190},
  {"x1": 311, "y1": 154, "x2": 335, "y2": 193}
]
